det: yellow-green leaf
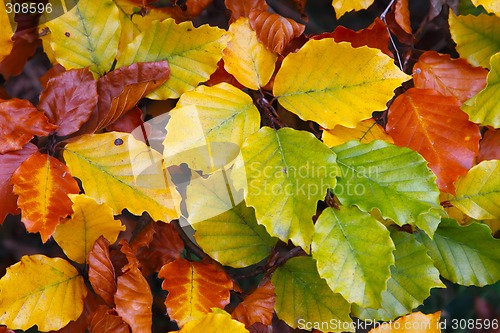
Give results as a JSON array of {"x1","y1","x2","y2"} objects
[
  {"x1": 451, "y1": 160, "x2": 500, "y2": 219},
  {"x1": 471, "y1": 0, "x2": 500, "y2": 16},
  {"x1": 448, "y1": 11, "x2": 500, "y2": 69},
  {"x1": 222, "y1": 17, "x2": 277, "y2": 89},
  {"x1": 0, "y1": 255, "x2": 87, "y2": 332},
  {"x1": 322, "y1": 119, "x2": 394, "y2": 148},
  {"x1": 45, "y1": 0, "x2": 121, "y2": 76},
  {"x1": 174, "y1": 310, "x2": 249, "y2": 333},
  {"x1": 163, "y1": 83, "x2": 260, "y2": 173},
  {"x1": 331, "y1": 0, "x2": 375, "y2": 19},
  {"x1": 64, "y1": 132, "x2": 181, "y2": 222},
  {"x1": 273, "y1": 40, "x2": 410, "y2": 129},
  {"x1": 0, "y1": 2, "x2": 14, "y2": 63},
  {"x1": 462, "y1": 52, "x2": 500, "y2": 128},
  {"x1": 53, "y1": 194, "x2": 126, "y2": 264},
  {"x1": 116, "y1": 19, "x2": 228, "y2": 99}
]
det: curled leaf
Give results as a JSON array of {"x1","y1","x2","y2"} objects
[
  {"x1": 225, "y1": 0, "x2": 268, "y2": 23},
  {"x1": 88, "y1": 236, "x2": 116, "y2": 306},
  {"x1": 89, "y1": 306, "x2": 130, "y2": 333}
]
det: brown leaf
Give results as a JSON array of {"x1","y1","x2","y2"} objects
[
  {"x1": 89, "y1": 305, "x2": 130, "y2": 333},
  {"x1": 478, "y1": 129, "x2": 500, "y2": 163},
  {"x1": 39, "y1": 65, "x2": 66, "y2": 89},
  {"x1": 11, "y1": 152, "x2": 80, "y2": 242},
  {"x1": 120, "y1": 239, "x2": 141, "y2": 272},
  {"x1": 413, "y1": 51, "x2": 488, "y2": 103},
  {"x1": 38, "y1": 68, "x2": 98, "y2": 137},
  {"x1": 386, "y1": 0, "x2": 413, "y2": 44},
  {"x1": 232, "y1": 280, "x2": 275, "y2": 327},
  {"x1": 115, "y1": 264, "x2": 153, "y2": 333},
  {"x1": 130, "y1": 221, "x2": 154, "y2": 253},
  {"x1": 136, "y1": 221, "x2": 184, "y2": 276},
  {"x1": 0, "y1": 143, "x2": 37, "y2": 223},
  {"x1": 0, "y1": 22, "x2": 40, "y2": 79},
  {"x1": 0, "y1": 98, "x2": 58, "y2": 154},
  {"x1": 89, "y1": 236, "x2": 117, "y2": 306},
  {"x1": 206, "y1": 60, "x2": 246, "y2": 89},
  {"x1": 249, "y1": 11, "x2": 305, "y2": 54},
  {"x1": 186, "y1": 0, "x2": 214, "y2": 17},
  {"x1": 158, "y1": 258, "x2": 233, "y2": 326},
  {"x1": 105, "y1": 106, "x2": 144, "y2": 135},
  {"x1": 225, "y1": 0, "x2": 268, "y2": 23}
]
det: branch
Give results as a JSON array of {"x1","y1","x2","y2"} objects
[{"x1": 172, "y1": 219, "x2": 211, "y2": 261}]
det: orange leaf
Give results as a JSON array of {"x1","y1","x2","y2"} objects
[
  {"x1": 478, "y1": 129, "x2": 500, "y2": 162},
  {"x1": 322, "y1": 118, "x2": 394, "y2": 147},
  {"x1": 186, "y1": 0, "x2": 214, "y2": 17},
  {"x1": 158, "y1": 258, "x2": 233, "y2": 327},
  {"x1": 249, "y1": 10, "x2": 305, "y2": 54},
  {"x1": 89, "y1": 305, "x2": 130, "y2": 333},
  {"x1": 386, "y1": 0, "x2": 413, "y2": 44},
  {"x1": 136, "y1": 222, "x2": 184, "y2": 276},
  {"x1": 38, "y1": 68, "x2": 98, "y2": 136},
  {"x1": 0, "y1": 143, "x2": 37, "y2": 222},
  {"x1": 0, "y1": 99, "x2": 57, "y2": 154},
  {"x1": 413, "y1": 51, "x2": 488, "y2": 103},
  {"x1": 88, "y1": 236, "x2": 116, "y2": 306},
  {"x1": 232, "y1": 280, "x2": 275, "y2": 327},
  {"x1": 225, "y1": 0, "x2": 268, "y2": 23},
  {"x1": 369, "y1": 311, "x2": 442, "y2": 333},
  {"x1": 115, "y1": 244, "x2": 152, "y2": 333},
  {"x1": 387, "y1": 88, "x2": 481, "y2": 194},
  {"x1": 11, "y1": 152, "x2": 80, "y2": 242}
]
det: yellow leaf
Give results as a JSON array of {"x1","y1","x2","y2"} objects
[
  {"x1": 174, "y1": 310, "x2": 249, "y2": 333},
  {"x1": 163, "y1": 83, "x2": 260, "y2": 173},
  {"x1": 369, "y1": 311, "x2": 442, "y2": 333},
  {"x1": 273, "y1": 40, "x2": 410, "y2": 129},
  {"x1": 471, "y1": 0, "x2": 500, "y2": 16},
  {"x1": 223, "y1": 17, "x2": 277, "y2": 89},
  {"x1": 322, "y1": 118, "x2": 394, "y2": 147},
  {"x1": 53, "y1": 194, "x2": 126, "y2": 264},
  {"x1": 332, "y1": 0, "x2": 375, "y2": 19},
  {"x1": 45, "y1": 0, "x2": 121, "y2": 76},
  {"x1": 0, "y1": 2, "x2": 14, "y2": 63},
  {"x1": 0, "y1": 255, "x2": 87, "y2": 332},
  {"x1": 63, "y1": 132, "x2": 181, "y2": 222},
  {"x1": 117, "y1": 19, "x2": 228, "y2": 99}
]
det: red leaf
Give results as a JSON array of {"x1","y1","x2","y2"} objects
[
  {"x1": 0, "y1": 327, "x2": 14, "y2": 333},
  {"x1": 89, "y1": 236, "x2": 116, "y2": 306},
  {"x1": 39, "y1": 65, "x2": 66, "y2": 89},
  {"x1": 0, "y1": 99, "x2": 57, "y2": 154},
  {"x1": 478, "y1": 129, "x2": 500, "y2": 163},
  {"x1": 0, "y1": 23, "x2": 40, "y2": 79},
  {"x1": 114, "y1": 264, "x2": 152, "y2": 333},
  {"x1": 89, "y1": 305, "x2": 130, "y2": 333},
  {"x1": 225, "y1": 0, "x2": 268, "y2": 23},
  {"x1": 387, "y1": 88, "x2": 481, "y2": 194},
  {"x1": 232, "y1": 280, "x2": 275, "y2": 327},
  {"x1": 105, "y1": 106, "x2": 144, "y2": 135},
  {"x1": 312, "y1": 18, "x2": 393, "y2": 57},
  {"x1": 38, "y1": 68, "x2": 98, "y2": 136},
  {"x1": 11, "y1": 152, "x2": 80, "y2": 242},
  {"x1": 158, "y1": 258, "x2": 233, "y2": 326},
  {"x1": 0, "y1": 143, "x2": 37, "y2": 222},
  {"x1": 186, "y1": 0, "x2": 214, "y2": 17},
  {"x1": 136, "y1": 221, "x2": 184, "y2": 276},
  {"x1": 206, "y1": 60, "x2": 246, "y2": 89},
  {"x1": 413, "y1": 51, "x2": 488, "y2": 103},
  {"x1": 249, "y1": 10, "x2": 305, "y2": 54},
  {"x1": 386, "y1": 0, "x2": 413, "y2": 44}
]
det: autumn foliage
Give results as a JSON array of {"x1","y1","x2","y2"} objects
[{"x1": 0, "y1": 0, "x2": 500, "y2": 332}]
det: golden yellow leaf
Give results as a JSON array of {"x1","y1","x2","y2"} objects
[
  {"x1": 472, "y1": 0, "x2": 500, "y2": 16},
  {"x1": 117, "y1": 19, "x2": 228, "y2": 99},
  {"x1": 369, "y1": 311, "x2": 442, "y2": 333},
  {"x1": 332, "y1": 0, "x2": 375, "y2": 19},
  {"x1": 273, "y1": 40, "x2": 410, "y2": 129},
  {"x1": 0, "y1": 255, "x2": 87, "y2": 332},
  {"x1": 174, "y1": 310, "x2": 249, "y2": 333},
  {"x1": 53, "y1": 194, "x2": 126, "y2": 264},
  {"x1": 223, "y1": 17, "x2": 277, "y2": 89},
  {"x1": 0, "y1": 2, "x2": 14, "y2": 63},
  {"x1": 64, "y1": 132, "x2": 181, "y2": 222},
  {"x1": 45, "y1": 0, "x2": 121, "y2": 76},
  {"x1": 322, "y1": 118, "x2": 394, "y2": 147}
]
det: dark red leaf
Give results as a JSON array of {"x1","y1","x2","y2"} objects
[
  {"x1": 89, "y1": 236, "x2": 117, "y2": 306},
  {"x1": 478, "y1": 129, "x2": 500, "y2": 163},
  {"x1": 39, "y1": 65, "x2": 66, "y2": 89},
  {"x1": 206, "y1": 60, "x2": 246, "y2": 89},
  {"x1": 105, "y1": 106, "x2": 144, "y2": 135},
  {"x1": 0, "y1": 22, "x2": 39, "y2": 79}
]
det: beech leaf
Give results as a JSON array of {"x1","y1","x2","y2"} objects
[
  {"x1": 0, "y1": 255, "x2": 87, "y2": 332},
  {"x1": 232, "y1": 281, "x2": 275, "y2": 327},
  {"x1": 478, "y1": 128, "x2": 500, "y2": 162},
  {"x1": 89, "y1": 306, "x2": 130, "y2": 333},
  {"x1": 471, "y1": 0, "x2": 500, "y2": 15},
  {"x1": 331, "y1": 0, "x2": 375, "y2": 19},
  {"x1": 174, "y1": 310, "x2": 249, "y2": 333},
  {"x1": 158, "y1": 258, "x2": 233, "y2": 327},
  {"x1": 0, "y1": 3, "x2": 13, "y2": 63},
  {"x1": 273, "y1": 39, "x2": 410, "y2": 129},
  {"x1": 322, "y1": 118, "x2": 394, "y2": 148},
  {"x1": 0, "y1": 99, "x2": 57, "y2": 154},
  {"x1": 11, "y1": 152, "x2": 80, "y2": 242},
  {"x1": 368, "y1": 311, "x2": 442, "y2": 333},
  {"x1": 88, "y1": 236, "x2": 116, "y2": 306},
  {"x1": 225, "y1": 0, "x2": 268, "y2": 23}
]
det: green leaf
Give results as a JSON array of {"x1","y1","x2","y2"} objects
[
  {"x1": 186, "y1": 170, "x2": 277, "y2": 268},
  {"x1": 312, "y1": 206, "x2": 395, "y2": 308},
  {"x1": 163, "y1": 83, "x2": 260, "y2": 173},
  {"x1": 332, "y1": 140, "x2": 442, "y2": 236},
  {"x1": 448, "y1": 11, "x2": 500, "y2": 69},
  {"x1": 116, "y1": 19, "x2": 228, "y2": 99},
  {"x1": 353, "y1": 230, "x2": 445, "y2": 321},
  {"x1": 272, "y1": 256, "x2": 353, "y2": 331},
  {"x1": 237, "y1": 127, "x2": 340, "y2": 250},
  {"x1": 45, "y1": 0, "x2": 121, "y2": 76},
  {"x1": 416, "y1": 218, "x2": 500, "y2": 286},
  {"x1": 462, "y1": 52, "x2": 500, "y2": 128}
]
